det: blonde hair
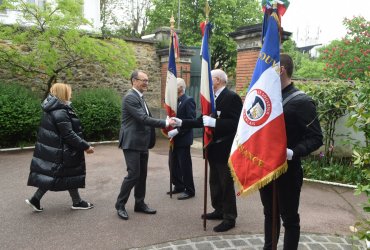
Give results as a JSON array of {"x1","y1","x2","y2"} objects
[{"x1": 50, "y1": 83, "x2": 72, "y2": 102}]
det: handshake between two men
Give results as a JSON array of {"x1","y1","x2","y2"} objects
[
  {"x1": 165, "y1": 116, "x2": 295, "y2": 161},
  {"x1": 166, "y1": 115, "x2": 216, "y2": 139}
]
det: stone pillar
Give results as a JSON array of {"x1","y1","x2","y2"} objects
[
  {"x1": 154, "y1": 27, "x2": 195, "y2": 108},
  {"x1": 229, "y1": 24, "x2": 292, "y2": 98},
  {"x1": 156, "y1": 47, "x2": 194, "y2": 107}
]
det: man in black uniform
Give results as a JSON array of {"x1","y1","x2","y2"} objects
[
  {"x1": 172, "y1": 69, "x2": 243, "y2": 232},
  {"x1": 259, "y1": 54, "x2": 323, "y2": 249}
]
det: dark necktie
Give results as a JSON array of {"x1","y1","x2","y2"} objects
[{"x1": 141, "y1": 96, "x2": 149, "y2": 115}]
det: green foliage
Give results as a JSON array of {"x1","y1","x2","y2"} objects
[
  {"x1": 0, "y1": 82, "x2": 41, "y2": 148},
  {"x1": 346, "y1": 81, "x2": 370, "y2": 147},
  {"x1": 296, "y1": 81, "x2": 354, "y2": 160},
  {"x1": 72, "y1": 88, "x2": 121, "y2": 141},
  {"x1": 146, "y1": 0, "x2": 262, "y2": 74},
  {"x1": 0, "y1": 0, "x2": 136, "y2": 97},
  {"x1": 302, "y1": 156, "x2": 367, "y2": 185},
  {"x1": 295, "y1": 57, "x2": 326, "y2": 79},
  {"x1": 318, "y1": 16, "x2": 370, "y2": 81},
  {"x1": 346, "y1": 80, "x2": 370, "y2": 243},
  {"x1": 282, "y1": 39, "x2": 326, "y2": 79}
]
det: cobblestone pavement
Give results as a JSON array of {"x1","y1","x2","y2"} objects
[{"x1": 131, "y1": 233, "x2": 366, "y2": 250}]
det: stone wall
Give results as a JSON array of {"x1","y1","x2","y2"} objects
[{"x1": 0, "y1": 38, "x2": 163, "y2": 115}]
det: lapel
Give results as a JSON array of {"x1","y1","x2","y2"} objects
[
  {"x1": 215, "y1": 87, "x2": 227, "y2": 108},
  {"x1": 130, "y1": 89, "x2": 149, "y2": 115},
  {"x1": 177, "y1": 94, "x2": 187, "y2": 111}
]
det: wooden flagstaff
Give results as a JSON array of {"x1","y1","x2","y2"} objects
[
  {"x1": 272, "y1": 180, "x2": 278, "y2": 250},
  {"x1": 203, "y1": 0, "x2": 211, "y2": 231},
  {"x1": 272, "y1": 3, "x2": 279, "y2": 249},
  {"x1": 169, "y1": 14, "x2": 176, "y2": 199}
]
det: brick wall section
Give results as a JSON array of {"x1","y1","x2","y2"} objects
[{"x1": 235, "y1": 49, "x2": 259, "y2": 99}]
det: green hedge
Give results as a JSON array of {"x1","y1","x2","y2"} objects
[
  {"x1": 72, "y1": 88, "x2": 121, "y2": 141},
  {"x1": 0, "y1": 82, "x2": 41, "y2": 148},
  {"x1": 0, "y1": 83, "x2": 122, "y2": 148}
]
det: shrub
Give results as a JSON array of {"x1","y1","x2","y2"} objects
[
  {"x1": 0, "y1": 82, "x2": 41, "y2": 148},
  {"x1": 72, "y1": 88, "x2": 121, "y2": 141}
]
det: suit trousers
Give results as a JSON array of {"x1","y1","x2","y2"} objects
[
  {"x1": 169, "y1": 146, "x2": 195, "y2": 195},
  {"x1": 259, "y1": 165, "x2": 303, "y2": 250},
  {"x1": 208, "y1": 158, "x2": 237, "y2": 222},
  {"x1": 115, "y1": 149, "x2": 148, "y2": 210}
]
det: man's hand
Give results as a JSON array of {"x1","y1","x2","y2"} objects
[
  {"x1": 202, "y1": 115, "x2": 216, "y2": 127},
  {"x1": 85, "y1": 146, "x2": 94, "y2": 154},
  {"x1": 286, "y1": 148, "x2": 293, "y2": 160},
  {"x1": 168, "y1": 129, "x2": 179, "y2": 138},
  {"x1": 170, "y1": 117, "x2": 182, "y2": 127}
]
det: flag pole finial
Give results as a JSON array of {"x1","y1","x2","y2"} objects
[
  {"x1": 170, "y1": 13, "x2": 175, "y2": 31},
  {"x1": 272, "y1": 1, "x2": 277, "y2": 9},
  {"x1": 204, "y1": 0, "x2": 210, "y2": 21}
]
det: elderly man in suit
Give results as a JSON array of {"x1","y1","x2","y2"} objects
[
  {"x1": 115, "y1": 70, "x2": 175, "y2": 220},
  {"x1": 167, "y1": 78, "x2": 196, "y2": 200},
  {"x1": 172, "y1": 69, "x2": 243, "y2": 232}
]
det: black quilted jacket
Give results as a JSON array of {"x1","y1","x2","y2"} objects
[{"x1": 27, "y1": 94, "x2": 90, "y2": 191}]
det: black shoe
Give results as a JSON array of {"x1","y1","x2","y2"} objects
[
  {"x1": 177, "y1": 192, "x2": 195, "y2": 200},
  {"x1": 117, "y1": 208, "x2": 129, "y2": 220},
  {"x1": 166, "y1": 188, "x2": 184, "y2": 195},
  {"x1": 213, "y1": 220, "x2": 235, "y2": 232},
  {"x1": 201, "y1": 211, "x2": 223, "y2": 220},
  {"x1": 134, "y1": 203, "x2": 156, "y2": 214},
  {"x1": 25, "y1": 198, "x2": 43, "y2": 212},
  {"x1": 71, "y1": 200, "x2": 94, "y2": 210}
]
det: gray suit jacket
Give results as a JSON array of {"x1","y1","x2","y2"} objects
[{"x1": 119, "y1": 89, "x2": 166, "y2": 151}]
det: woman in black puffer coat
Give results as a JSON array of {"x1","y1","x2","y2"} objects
[{"x1": 26, "y1": 83, "x2": 95, "y2": 212}]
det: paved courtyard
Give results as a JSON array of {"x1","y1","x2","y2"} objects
[{"x1": 0, "y1": 138, "x2": 368, "y2": 249}]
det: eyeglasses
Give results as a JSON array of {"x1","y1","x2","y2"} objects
[{"x1": 135, "y1": 78, "x2": 149, "y2": 83}]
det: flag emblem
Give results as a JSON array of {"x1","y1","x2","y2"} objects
[{"x1": 243, "y1": 89, "x2": 272, "y2": 126}]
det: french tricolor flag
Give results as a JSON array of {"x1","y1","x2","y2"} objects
[
  {"x1": 200, "y1": 21, "x2": 215, "y2": 148},
  {"x1": 229, "y1": 11, "x2": 287, "y2": 196},
  {"x1": 162, "y1": 33, "x2": 178, "y2": 137}
]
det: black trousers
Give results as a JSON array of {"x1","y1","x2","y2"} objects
[
  {"x1": 115, "y1": 149, "x2": 148, "y2": 210},
  {"x1": 168, "y1": 146, "x2": 195, "y2": 195},
  {"x1": 259, "y1": 164, "x2": 303, "y2": 250},
  {"x1": 208, "y1": 158, "x2": 237, "y2": 222}
]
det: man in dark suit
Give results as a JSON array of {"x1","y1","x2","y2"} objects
[
  {"x1": 172, "y1": 69, "x2": 243, "y2": 232},
  {"x1": 167, "y1": 78, "x2": 196, "y2": 200},
  {"x1": 116, "y1": 70, "x2": 175, "y2": 220}
]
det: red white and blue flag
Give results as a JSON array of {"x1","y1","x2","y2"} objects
[
  {"x1": 162, "y1": 33, "x2": 178, "y2": 138},
  {"x1": 200, "y1": 21, "x2": 215, "y2": 148},
  {"x1": 228, "y1": 10, "x2": 287, "y2": 196}
]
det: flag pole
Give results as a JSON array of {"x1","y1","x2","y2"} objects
[
  {"x1": 272, "y1": 3, "x2": 279, "y2": 249},
  {"x1": 203, "y1": 149, "x2": 208, "y2": 231},
  {"x1": 202, "y1": 0, "x2": 211, "y2": 231},
  {"x1": 272, "y1": 180, "x2": 278, "y2": 250},
  {"x1": 168, "y1": 14, "x2": 176, "y2": 199}
]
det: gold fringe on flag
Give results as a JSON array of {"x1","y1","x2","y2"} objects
[{"x1": 228, "y1": 159, "x2": 288, "y2": 197}]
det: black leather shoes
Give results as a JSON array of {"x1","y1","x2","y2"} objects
[
  {"x1": 213, "y1": 220, "x2": 235, "y2": 232},
  {"x1": 134, "y1": 204, "x2": 156, "y2": 214},
  {"x1": 201, "y1": 211, "x2": 223, "y2": 220},
  {"x1": 117, "y1": 208, "x2": 128, "y2": 220},
  {"x1": 166, "y1": 189, "x2": 184, "y2": 195},
  {"x1": 177, "y1": 192, "x2": 195, "y2": 200}
]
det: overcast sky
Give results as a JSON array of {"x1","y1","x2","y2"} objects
[{"x1": 282, "y1": 0, "x2": 370, "y2": 47}]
